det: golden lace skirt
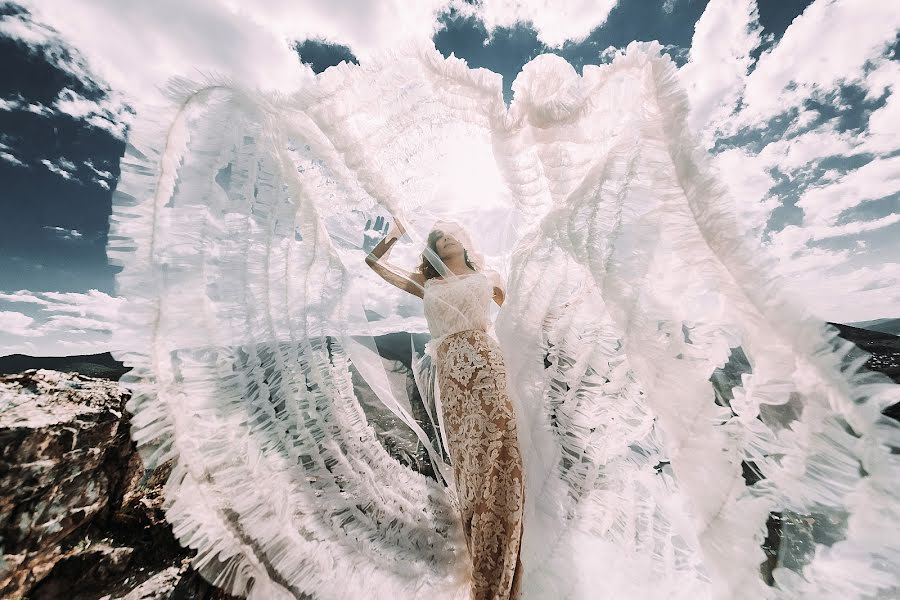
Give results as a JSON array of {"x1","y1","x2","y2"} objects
[{"x1": 436, "y1": 329, "x2": 525, "y2": 600}]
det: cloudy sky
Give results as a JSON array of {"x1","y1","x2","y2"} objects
[{"x1": 0, "y1": 0, "x2": 898, "y2": 355}]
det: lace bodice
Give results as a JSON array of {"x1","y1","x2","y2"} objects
[{"x1": 423, "y1": 272, "x2": 493, "y2": 341}]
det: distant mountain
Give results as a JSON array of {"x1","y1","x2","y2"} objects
[
  {"x1": 826, "y1": 322, "x2": 900, "y2": 384},
  {"x1": 0, "y1": 352, "x2": 130, "y2": 380},
  {"x1": 849, "y1": 317, "x2": 900, "y2": 336}
]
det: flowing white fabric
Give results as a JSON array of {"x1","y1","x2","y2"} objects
[{"x1": 109, "y1": 40, "x2": 900, "y2": 600}]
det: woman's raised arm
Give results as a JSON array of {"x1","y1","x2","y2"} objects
[{"x1": 365, "y1": 218, "x2": 426, "y2": 298}]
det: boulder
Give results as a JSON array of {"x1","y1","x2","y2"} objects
[
  {"x1": 0, "y1": 370, "x2": 234, "y2": 599},
  {"x1": 1, "y1": 369, "x2": 131, "y2": 596}
]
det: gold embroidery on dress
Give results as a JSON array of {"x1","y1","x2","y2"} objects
[{"x1": 427, "y1": 274, "x2": 525, "y2": 600}]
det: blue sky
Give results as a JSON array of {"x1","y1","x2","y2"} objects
[{"x1": 0, "y1": 0, "x2": 898, "y2": 354}]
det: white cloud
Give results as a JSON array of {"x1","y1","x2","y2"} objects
[
  {"x1": 0, "y1": 97, "x2": 20, "y2": 111},
  {"x1": 0, "y1": 311, "x2": 38, "y2": 337},
  {"x1": 52, "y1": 339, "x2": 112, "y2": 353},
  {"x1": 763, "y1": 224, "x2": 900, "y2": 323},
  {"x1": 231, "y1": 0, "x2": 619, "y2": 56},
  {"x1": 0, "y1": 289, "x2": 123, "y2": 356},
  {"x1": 782, "y1": 107, "x2": 819, "y2": 137},
  {"x1": 235, "y1": 0, "x2": 458, "y2": 58},
  {"x1": 42, "y1": 314, "x2": 113, "y2": 333},
  {"x1": 864, "y1": 92, "x2": 900, "y2": 156},
  {"x1": 738, "y1": 0, "x2": 900, "y2": 128},
  {"x1": 860, "y1": 60, "x2": 900, "y2": 155},
  {"x1": 16, "y1": 0, "x2": 315, "y2": 103},
  {"x1": 599, "y1": 45, "x2": 619, "y2": 63},
  {"x1": 0, "y1": 289, "x2": 123, "y2": 317},
  {"x1": 461, "y1": 0, "x2": 619, "y2": 47},
  {"x1": 0, "y1": 152, "x2": 24, "y2": 166},
  {"x1": 808, "y1": 214, "x2": 900, "y2": 242},
  {"x1": 43, "y1": 226, "x2": 84, "y2": 241},
  {"x1": 40, "y1": 158, "x2": 76, "y2": 180},
  {"x1": 680, "y1": 0, "x2": 763, "y2": 142},
  {"x1": 84, "y1": 159, "x2": 113, "y2": 189},
  {"x1": 0, "y1": 140, "x2": 25, "y2": 167},
  {"x1": 705, "y1": 124, "x2": 862, "y2": 234},
  {"x1": 863, "y1": 57, "x2": 900, "y2": 102},
  {"x1": 757, "y1": 126, "x2": 860, "y2": 173},
  {"x1": 709, "y1": 146, "x2": 778, "y2": 231},
  {"x1": 796, "y1": 155, "x2": 900, "y2": 227},
  {"x1": 773, "y1": 256, "x2": 900, "y2": 323},
  {"x1": 53, "y1": 87, "x2": 129, "y2": 139},
  {"x1": 681, "y1": 0, "x2": 900, "y2": 322},
  {"x1": 84, "y1": 160, "x2": 112, "y2": 180},
  {"x1": 0, "y1": 11, "x2": 130, "y2": 139},
  {"x1": 0, "y1": 95, "x2": 52, "y2": 115}
]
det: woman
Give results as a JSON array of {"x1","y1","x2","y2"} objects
[{"x1": 365, "y1": 219, "x2": 524, "y2": 600}]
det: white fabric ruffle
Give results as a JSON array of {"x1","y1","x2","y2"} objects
[{"x1": 109, "y1": 40, "x2": 900, "y2": 600}]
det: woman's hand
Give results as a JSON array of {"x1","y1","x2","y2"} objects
[
  {"x1": 367, "y1": 215, "x2": 406, "y2": 263},
  {"x1": 364, "y1": 214, "x2": 426, "y2": 299}
]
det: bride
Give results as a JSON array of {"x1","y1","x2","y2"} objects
[
  {"x1": 366, "y1": 219, "x2": 524, "y2": 600},
  {"x1": 109, "y1": 40, "x2": 900, "y2": 599}
]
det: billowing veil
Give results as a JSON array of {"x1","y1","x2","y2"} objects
[{"x1": 109, "y1": 40, "x2": 899, "y2": 600}]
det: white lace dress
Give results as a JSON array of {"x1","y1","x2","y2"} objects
[{"x1": 424, "y1": 273, "x2": 524, "y2": 600}]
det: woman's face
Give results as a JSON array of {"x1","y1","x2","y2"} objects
[{"x1": 433, "y1": 229, "x2": 465, "y2": 260}]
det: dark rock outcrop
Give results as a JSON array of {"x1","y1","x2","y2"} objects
[
  {"x1": 0, "y1": 370, "x2": 233, "y2": 599},
  {"x1": 0, "y1": 369, "x2": 132, "y2": 596}
]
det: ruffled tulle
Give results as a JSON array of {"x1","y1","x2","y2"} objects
[
  {"x1": 109, "y1": 40, "x2": 899, "y2": 600},
  {"x1": 496, "y1": 42, "x2": 900, "y2": 599}
]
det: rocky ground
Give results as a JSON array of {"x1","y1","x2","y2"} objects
[
  {"x1": 0, "y1": 323, "x2": 897, "y2": 598},
  {"x1": 827, "y1": 322, "x2": 900, "y2": 383},
  {"x1": 0, "y1": 370, "x2": 237, "y2": 600}
]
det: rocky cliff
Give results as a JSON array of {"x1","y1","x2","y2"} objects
[{"x1": 0, "y1": 369, "x2": 235, "y2": 600}]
